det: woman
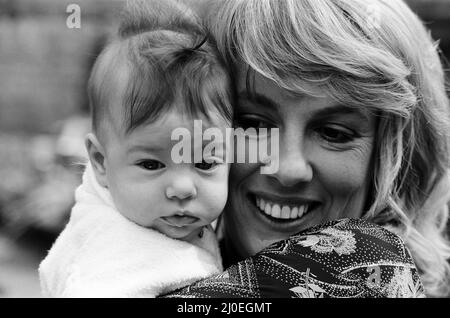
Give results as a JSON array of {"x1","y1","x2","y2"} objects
[
  {"x1": 122, "y1": 0, "x2": 450, "y2": 297},
  {"x1": 206, "y1": 0, "x2": 450, "y2": 297}
]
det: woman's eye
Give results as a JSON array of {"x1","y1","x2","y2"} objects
[
  {"x1": 137, "y1": 160, "x2": 166, "y2": 170},
  {"x1": 317, "y1": 126, "x2": 356, "y2": 144},
  {"x1": 195, "y1": 160, "x2": 218, "y2": 171}
]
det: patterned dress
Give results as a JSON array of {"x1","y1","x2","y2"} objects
[{"x1": 163, "y1": 218, "x2": 425, "y2": 298}]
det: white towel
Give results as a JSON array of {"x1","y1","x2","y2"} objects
[{"x1": 38, "y1": 164, "x2": 223, "y2": 298}]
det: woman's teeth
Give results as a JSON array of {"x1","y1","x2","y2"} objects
[{"x1": 255, "y1": 197, "x2": 309, "y2": 220}]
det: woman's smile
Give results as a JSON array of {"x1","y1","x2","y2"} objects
[{"x1": 250, "y1": 191, "x2": 321, "y2": 220}]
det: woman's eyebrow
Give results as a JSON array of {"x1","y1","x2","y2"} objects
[
  {"x1": 311, "y1": 105, "x2": 371, "y2": 123},
  {"x1": 238, "y1": 91, "x2": 370, "y2": 122},
  {"x1": 238, "y1": 91, "x2": 278, "y2": 111}
]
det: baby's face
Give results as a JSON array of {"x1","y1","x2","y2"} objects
[{"x1": 103, "y1": 110, "x2": 230, "y2": 240}]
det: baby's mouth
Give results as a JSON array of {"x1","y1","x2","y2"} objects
[{"x1": 160, "y1": 215, "x2": 199, "y2": 227}]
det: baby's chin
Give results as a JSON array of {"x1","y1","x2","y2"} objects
[
  {"x1": 176, "y1": 227, "x2": 204, "y2": 242},
  {"x1": 152, "y1": 220, "x2": 202, "y2": 241}
]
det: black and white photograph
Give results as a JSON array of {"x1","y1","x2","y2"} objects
[{"x1": 0, "y1": 0, "x2": 450, "y2": 302}]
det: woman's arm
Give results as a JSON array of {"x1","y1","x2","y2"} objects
[{"x1": 161, "y1": 218, "x2": 425, "y2": 298}]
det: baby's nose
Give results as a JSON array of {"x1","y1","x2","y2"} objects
[{"x1": 165, "y1": 176, "x2": 197, "y2": 201}]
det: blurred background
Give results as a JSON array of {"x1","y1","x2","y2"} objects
[{"x1": 0, "y1": 0, "x2": 449, "y2": 298}]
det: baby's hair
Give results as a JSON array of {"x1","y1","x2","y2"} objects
[{"x1": 87, "y1": 0, "x2": 233, "y2": 139}]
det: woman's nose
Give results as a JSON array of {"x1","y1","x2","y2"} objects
[
  {"x1": 165, "y1": 176, "x2": 197, "y2": 201},
  {"x1": 270, "y1": 137, "x2": 313, "y2": 187}
]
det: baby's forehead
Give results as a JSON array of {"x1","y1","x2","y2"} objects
[
  {"x1": 123, "y1": 110, "x2": 230, "y2": 157},
  {"x1": 131, "y1": 110, "x2": 230, "y2": 137},
  {"x1": 102, "y1": 83, "x2": 231, "y2": 152}
]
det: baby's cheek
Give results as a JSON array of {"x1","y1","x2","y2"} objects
[
  {"x1": 202, "y1": 175, "x2": 229, "y2": 219},
  {"x1": 113, "y1": 180, "x2": 162, "y2": 227}
]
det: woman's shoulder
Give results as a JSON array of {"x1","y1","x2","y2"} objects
[
  {"x1": 259, "y1": 218, "x2": 424, "y2": 296},
  {"x1": 164, "y1": 218, "x2": 426, "y2": 298},
  {"x1": 269, "y1": 218, "x2": 415, "y2": 270}
]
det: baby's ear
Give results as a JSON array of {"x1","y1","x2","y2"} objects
[{"x1": 85, "y1": 133, "x2": 108, "y2": 188}]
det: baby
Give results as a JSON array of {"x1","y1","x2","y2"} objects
[{"x1": 39, "y1": 0, "x2": 233, "y2": 297}]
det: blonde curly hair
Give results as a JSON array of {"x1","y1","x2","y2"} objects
[{"x1": 205, "y1": 0, "x2": 450, "y2": 297}]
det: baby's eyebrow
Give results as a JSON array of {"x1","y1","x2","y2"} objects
[{"x1": 128, "y1": 144, "x2": 167, "y2": 153}]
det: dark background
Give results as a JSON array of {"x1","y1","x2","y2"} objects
[{"x1": 0, "y1": 0, "x2": 449, "y2": 298}]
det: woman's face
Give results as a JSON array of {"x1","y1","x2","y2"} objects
[{"x1": 223, "y1": 69, "x2": 376, "y2": 258}]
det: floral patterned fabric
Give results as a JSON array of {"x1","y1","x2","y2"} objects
[{"x1": 163, "y1": 218, "x2": 425, "y2": 298}]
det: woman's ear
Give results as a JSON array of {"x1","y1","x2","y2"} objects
[{"x1": 85, "y1": 133, "x2": 108, "y2": 188}]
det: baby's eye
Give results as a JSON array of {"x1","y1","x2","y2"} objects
[
  {"x1": 137, "y1": 160, "x2": 166, "y2": 170},
  {"x1": 195, "y1": 160, "x2": 219, "y2": 171},
  {"x1": 316, "y1": 125, "x2": 356, "y2": 144}
]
